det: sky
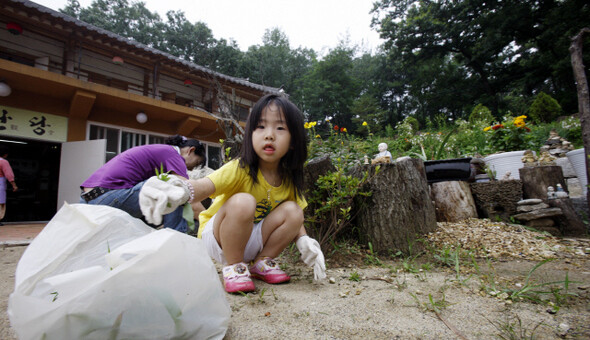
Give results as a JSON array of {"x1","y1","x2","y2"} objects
[{"x1": 33, "y1": 0, "x2": 384, "y2": 55}]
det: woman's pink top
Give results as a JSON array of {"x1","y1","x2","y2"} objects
[{"x1": 0, "y1": 158, "x2": 15, "y2": 182}]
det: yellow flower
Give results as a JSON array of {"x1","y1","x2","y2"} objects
[
  {"x1": 315, "y1": 134, "x2": 320, "y2": 138},
  {"x1": 342, "y1": 128, "x2": 347, "y2": 133},
  {"x1": 311, "y1": 121, "x2": 317, "y2": 127},
  {"x1": 304, "y1": 122, "x2": 310, "y2": 129},
  {"x1": 362, "y1": 121, "x2": 368, "y2": 126},
  {"x1": 483, "y1": 126, "x2": 492, "y2": 131}
]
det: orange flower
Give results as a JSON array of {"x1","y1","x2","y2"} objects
[
  {"x1": 491, "y1": 124, "x2": 504, "y2": 130},
  {"x1": 334, "y1": 125, "x2": 339, "y2": 131}
]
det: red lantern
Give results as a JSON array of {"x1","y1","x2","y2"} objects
[
  {"x1": 6, "y1": 22, "x2": 23, "y2": 35},
  {"x1": 112, "y1": 56, "x2": 124, "y2": 65},
  {"x1": 184, "y1": 79, "x2": 193, "y2": 86}
]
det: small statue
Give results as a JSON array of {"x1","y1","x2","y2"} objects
[
  {"x1": 501, "y1": 171, "x2": 512, "y2": 181},
  {"x1": 363, "y1": 155, "x2": 369, "y2": 165},
  {"x1": 547, "y1": 186, "x2": 556, "y2": 200},
  {"x1": 538, "y1": 151, "x2": 556, "y2": 165},
  {"x1": 521, "y1": 150, "x2": 538, "y2": 167},
  {"x1": 555, "y1": 184, "x2": 569, "y2": 198},
  {"x1": 372, "y1": 142, "x2": 392, "y2": 164}
]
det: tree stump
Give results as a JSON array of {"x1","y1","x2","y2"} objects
[
  {"x1": 303, "y1": 155, "x2": 335, "y2": 198},
  {"x1": 546, "y1": 198, "x2": 588, "y2": 236},
  {"x1": 351, "y1": 158, "x2": 437, "y2": 255},
  {"x1": 430, "y1": 181, "x2": 477, "y2": 222},
  {"x1": 519, "y1": 166, "x2": 567, "y2": 199}
]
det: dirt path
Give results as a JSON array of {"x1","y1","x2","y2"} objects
[{"x1": 2, "y1": 243, "x2": 589, "y2": 339}]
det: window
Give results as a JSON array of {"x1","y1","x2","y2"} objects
[
  {"x1": 89, "y1": 125, "x2": 119, "y2": 162},
  {"x1": 149, "y1": 135, "x2": 166, "y2": 144},
  {"x1": 88, "y1": 123, "x2": 220, "y2": 168},
  {"x1": 87, "y1": 72, "x2": 129, "y2": 91},
  {"x1": 207, "y1": 145, "x2": 222, "y2": 170},
  {"x1": 237, "y1": 106, "x2": 250, "y2": 122},
  {"x1": 121, "y1": 131, "x2": 146, "y2": 152}
]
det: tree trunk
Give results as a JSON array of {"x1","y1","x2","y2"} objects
[
  {"x1": 430, "y1": 181, "x2": 477, "y2": 222},
  {"x1": 351, "y1": 158, "x2": 437, "y2": 255},
  {"x1": 546, "y1": 198, "x2": 587, "y2": 236},
  {"x1": 519, "y1": 166, "x2": 567, "y2": 200},
  {"x1": 569, "y1": 28, "x2": 590, "y2": 207}
]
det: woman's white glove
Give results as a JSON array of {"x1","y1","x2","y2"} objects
[
  {"x1": 139, "y1": 176, "x2": 190, "y2": 225},
  {"x1": 296, "y1": 235, "x2": 326, "y2": 281}
]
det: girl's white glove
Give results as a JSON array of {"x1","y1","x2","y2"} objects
[
  {"x1": 139, "y1": 176, "x2": 190, "y2": 225},
  {"x1": 296, "y1": 235, "x2": 326, "y2": 281}
]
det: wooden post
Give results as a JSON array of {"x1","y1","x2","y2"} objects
[
  {"x1": 519, "y1": 166, "x2": 567, "y2": 199},
  {"x1": 569, "y1": 27, "x2": 590, "y2": 206}
]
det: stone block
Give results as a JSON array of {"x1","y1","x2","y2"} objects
[{"x1": 470, "y1": 180, "x2": 522, "y2": 222}]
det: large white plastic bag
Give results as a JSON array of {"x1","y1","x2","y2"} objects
[{"x1": 8, "y1": 203, "x2": 230, "y2": 339}]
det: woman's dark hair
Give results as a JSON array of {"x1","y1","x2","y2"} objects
[
  {"x1": 165, "y1": 135, "x2": 207, "y2": 168},
  {"x1": 240, "y1": 94, "x2": 307, "y2": 199}
]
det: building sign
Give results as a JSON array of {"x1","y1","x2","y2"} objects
[{"x1": 0, "y1": 105, "x2": 67, "y2": 142}]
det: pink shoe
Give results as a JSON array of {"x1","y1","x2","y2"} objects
[
  {"x1": 222, "y1": 263, "x2": 255, "y2": 293},
  {"x1": 249, "y1": 257, "x2": 291, "y2": 284}
]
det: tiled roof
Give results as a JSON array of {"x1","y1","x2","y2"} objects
[{"x1": 10, "y1": 0, "x2": 281, "y2": 94}]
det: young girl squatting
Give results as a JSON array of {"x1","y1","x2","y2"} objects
[{"x1": 188, "y1": 94, "x2": 325, "y2": 293}]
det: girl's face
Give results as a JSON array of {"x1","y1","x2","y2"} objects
[{"x1": 251, "y1": 103, "x2": 291, "y2": 168}]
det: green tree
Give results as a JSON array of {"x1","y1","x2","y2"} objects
[
  {"x1": 372, "y1": 0, "x2": 590, "y2": 120},
  {"x1": 163, "y1": 10, "x2": 216, "y2": 67},
  {"x1": 299, "y1": 44, "x2": 359, "y2": 132},
  {"x1": 240, "y1": 28, "x2": 294, "y2": 88},
  {"x1": 64, "y1": 0, "x2": 164, "y2": 48},
  {"x1": 529, "y1": 92, "x2": 562, "y2": 123}
]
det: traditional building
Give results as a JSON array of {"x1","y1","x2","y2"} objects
[{"x1": 0, "y1": 0, "x2": 280, "y2": 222}]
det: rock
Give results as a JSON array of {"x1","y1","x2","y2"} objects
[
  {"x1": 558, "y1": 323, "x2": 570, "y2": 337},
  {"x1": 470, "y1": 180, "x2": 523, "y2": 222},
  {"x1": 536, "y1": 226, "x2": 561, "y2": 236},
  {"x1": 512, "y1": 207, "x2": 563, "y2": 221},
  {"x1": 526, "y1": 218, "x2": 555, "y2": 228},
  {"x1": 516, "y1": 203, "x2": 550, "y2": 212},
  {"x1": 517, "y1": 198, "x2": 543, "y2": 205}
]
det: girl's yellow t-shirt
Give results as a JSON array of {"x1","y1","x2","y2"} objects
[{"x1": 197, "y1": 159, "x2": 307, "y2": 238}]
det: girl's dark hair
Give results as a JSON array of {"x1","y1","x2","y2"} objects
[
  {"x1": 165, "y1": 135, "x2": 207, "y2": 168},
  {"x1": 240, "y1": 94, "x2": 307, "y2": 199}
]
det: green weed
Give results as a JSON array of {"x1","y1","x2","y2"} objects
[
  {"x1": 364, "y1": 242, "x2": 383, "y2": 266},
  {"x1": 349, "y1": 271, "x2": 361, "y2": 282},
  {"x1": 485, "y1": 313, "x2": 546, "y2": 340}
]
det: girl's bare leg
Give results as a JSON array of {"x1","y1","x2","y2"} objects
[
  {"x1": 213, "y1": 193, "x2": 257, "y2": 265},
  {"x1": 255, "y1": 201, "x2": 303, "y2": 261}
]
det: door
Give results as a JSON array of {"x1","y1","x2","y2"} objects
[{"x1": 57, "y1": 139, "x2": 106, "y2": 209}]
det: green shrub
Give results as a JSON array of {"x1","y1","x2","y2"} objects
[
  {"x1": 469, "y1": 104, "x2": 494, "y2": 125},
  {"x1": 403, "y1": 116, "x2": 420, "y2": 132},
  {"x1": 529, "y1": 92, "x2": 562, "y2": 123}
]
